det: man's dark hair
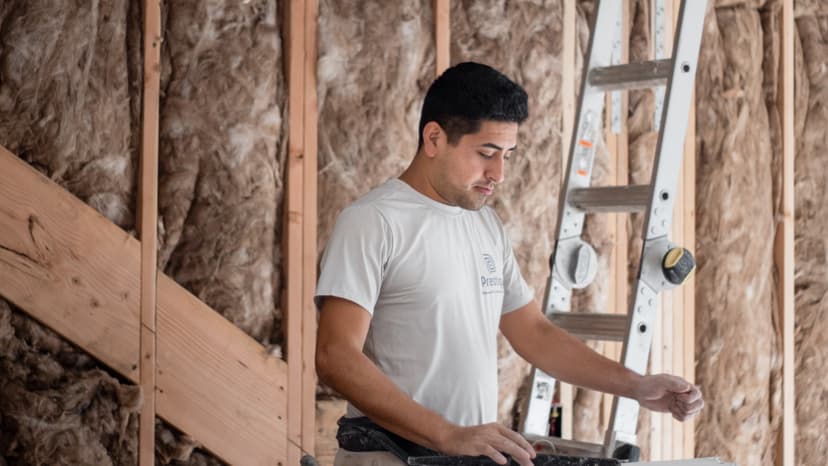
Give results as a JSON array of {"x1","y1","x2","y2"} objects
[{"x1": 417, "y1": 62, "x2": 529, "y2": 149}]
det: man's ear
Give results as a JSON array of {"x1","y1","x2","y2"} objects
[{"x1": 421, "y1": 121, "x2": 443, "y2": 158}]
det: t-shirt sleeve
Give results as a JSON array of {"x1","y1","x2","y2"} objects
[
  {"x1": 315, "y1": 204, "x2": 390, "y2": 315},
  {"x1": 500, "y1": 224, "x2": 535, "y2": 315}
]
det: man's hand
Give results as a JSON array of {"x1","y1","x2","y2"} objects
[
  {"x1": 435, "y1": 423, "x2": 536, "y2": 466},
  {"x1": 634, "y1": 374, "x2": 704, "y2": 421}
]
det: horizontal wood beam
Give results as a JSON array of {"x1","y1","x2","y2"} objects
[{"x1": 0, "y1": 146, "x2": 288, "y2": 466}]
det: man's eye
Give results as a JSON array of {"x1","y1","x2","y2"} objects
[{"x1": 478, "y1": 152, "x2": 495, "y2": 158}]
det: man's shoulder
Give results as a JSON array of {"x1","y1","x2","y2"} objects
[
  {"x1": 349, "y1": 180, "x2": 398, "y2": 208},
  {"x1": 334, "y1": 181, "x2": 402, "y2": 231},
  {"x1": 346, "y1": 179, "x2": 418, "y2": 217}
]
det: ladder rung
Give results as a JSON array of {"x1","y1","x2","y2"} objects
[
  {"x1": 549, "y1": 312, "x2": 627, "y2": 342},
  {"x1": 588, "y1": 59, "x2": 673, "y2": 91},
  {"x1": 568, "y1": 185, "x2": 650, "y2": 213}
]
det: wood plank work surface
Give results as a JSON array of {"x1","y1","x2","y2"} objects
[{"x1": 0, "y1": 146, "x2": 289, "y2": 465}]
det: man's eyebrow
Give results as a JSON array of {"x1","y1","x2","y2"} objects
[{"x1": 480, "y1": 143, "x2": 517, "y2": 151}]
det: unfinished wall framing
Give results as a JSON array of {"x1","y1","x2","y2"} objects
[
  {"x1": 0, "y1": 0, "x2": 318, "y2": 464},
  {"x1": 0, "y1": 0, "x2": 145, "y2": 463},
  {"x1": 138, "y1": 0, "x2": 161, "y2": 463},
  {"x1": 0, "y1": 0, "x2": 813, "y2": 465}
]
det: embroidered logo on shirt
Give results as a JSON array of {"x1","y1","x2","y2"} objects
[{"x1": 481, "y1": 253, "x2": 503, "y2": 295}]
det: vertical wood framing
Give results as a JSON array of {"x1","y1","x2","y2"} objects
[
  {"x1": 138, "y1": 1, "x2": 161, "y2": 464},
  {"x1": 649, "y1": 1, "x2": 666, "y2": 456},
  {"x1": 652, "y1": 0, "x2": 700, "y2": 459},
  {"x1": 676, "y1": 4, "x2": 697, "y2": 460},
  {"x1": 286, "y1": 0, "x2": 307, "y2": 462},
  {"x1": 302, "y1": 0, "x2": 319, "y2": 457},
  {"x1": 560, "y1": 0, "x2": 576, "y2": 440},
  {"x1": 676, "y1": 0, "x2": 696, "y2": 458},
  {"x1": 775, "y1": 1, "x2": 795, "y2": 465},
  {"x1": 602, "y1": 0, "x2": 629, "y2": 433},
  {"x1": 661, "y1": 0, "x2": 696, "y2": 458},
  {"x1": 286, "y1": 0, "x2": 320, "y2": 459},
  {"x1": 680, "y1": 92, "x2": 696, "y2": 460},
  {"x1": 658, "y1": 0, "x2": 675, "y2": 456},
  {"x1": 434, "y1": 0, "x2": 450, "y2": 76}
]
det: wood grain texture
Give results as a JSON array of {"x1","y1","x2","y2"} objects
[
  {"x1": 138, "y1": 0, "x2": 161, "y2": 464},
  {"x1": 156, "y1": 274, "x2": 288, "y2": 465},
  {"x1": 0, "y1": 148, "x2": 142, "y2": 380},
  {"x1": 286, "y1": 0, "x2": 307, "y2": 463},
  {"x1": 303, "y1": 0, "x2": 320, "y2": 457},
  {"x1": 0, "y1": 146, "x2": 289, "y2": 465},
  {"x1": 560, "y1": 0, "x2": 576, "y2": 440},
  {"x1": 435, "y1": 0, "x2": 450, "y2": 76},
  {"x1": 603, "y1": 0, "x2": 630, "y2": 438},
  {"x1": 776, "y1": 1, "x2": 794, "y2": 464},
  {"x1": 315, "y1": 400, "x2": 348, "y2": 466}
]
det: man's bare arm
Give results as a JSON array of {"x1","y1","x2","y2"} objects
[
  {"x1": 316, "y1": 296, "x2": 536, "y2": 465},
  {"x1": 499, "y1": 300, "x2": 703, "y2": 421}
]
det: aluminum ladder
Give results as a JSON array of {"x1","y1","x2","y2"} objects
[{"x1": 519, "y1": 0, "x2": 708, "y2": 459}]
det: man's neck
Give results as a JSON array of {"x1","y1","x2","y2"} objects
[{"x1": 398, "y1": 154, "x2": 449, "y2": 205}]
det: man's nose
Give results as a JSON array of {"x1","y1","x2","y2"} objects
[{"x1": 486, "y1": 156, "x2": 505, "y2": 184}]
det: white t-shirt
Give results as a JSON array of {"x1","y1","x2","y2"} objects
[{"x1": 315, "y1": 178, "x2": 534, "y2": 426}]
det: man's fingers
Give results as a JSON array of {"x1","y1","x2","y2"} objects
[
  {"x1": 672, "y1": 407, "x2": 700, "y2": 422},
  {"x1": 661, "y1": 374, "x2": 692, "y2": 393},
  {"x1": 670, "y1": 395, "x2": 704, "y2": 421},
  {"x1": 452, "y1": 424, "x2": 536, "y2": 466},
  {"x1": 492, "y1": 425, "x2": 535, "y2": 466},
  {"x1": 684, "y1": 400, "x2": 704, "y2": 417},
  {"x1": 483, "y1": 445, "x2": 508, "y2": 465},
  {"x1": 676, "y1": 394, "x2": 704, "y2": 413},
  {"x1": 685, "y1": 396, "x2": 704, "y2": 414},
  {"x1": 491, "y1": 437, "x2": 531, "y2": 464},
  {"x1": 677, "y1": 385, "x2": 702, "y2": 402},
  {"x1": 499, "y1": 426, "x2": 536, "y2": 459}
]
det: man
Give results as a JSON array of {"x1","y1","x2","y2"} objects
[{"x1": 315, "y1": 62, "x2": 703, "y2": 466}]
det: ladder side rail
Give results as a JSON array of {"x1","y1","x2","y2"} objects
[
  {"x1": 604, "y1": 0, "x2": 709, "y2": 451},
  {"x1": 522, "y1": 0, "x2": 622, "y2": 437},
  {"x1": 546, "y1": 0, "x2": 621, "y2": 315},
  {"x1": 643, "y1": 0, "x2": 708, "y2": 242}
]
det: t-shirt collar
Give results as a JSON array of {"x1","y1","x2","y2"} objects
[{"x1": 389, "y1": 178, "x2": 465, "y2": 215}]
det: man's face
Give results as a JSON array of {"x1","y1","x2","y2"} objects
[{"x1": 430, "y1": 120, "x2": 518, "y2": 211}]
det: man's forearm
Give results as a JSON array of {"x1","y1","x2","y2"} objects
[
  {"x1": 521, "y1": 322, "x2": 644, "y2": 399},
  {"x1": 316, "y1": 345, "x2": 453, "y2": 450}
]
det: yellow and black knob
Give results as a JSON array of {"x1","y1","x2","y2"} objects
[{"x1": 662, "y1": 247, "x2": 695, "y2": 285}]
